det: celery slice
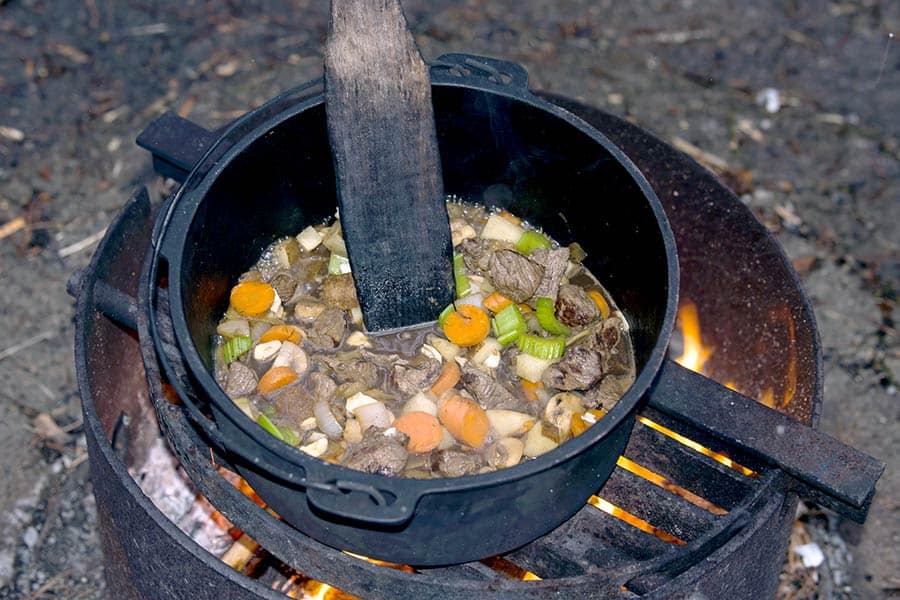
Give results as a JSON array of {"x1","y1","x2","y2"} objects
[
  {"x1": 517, "y1": 334, "x2": 566, "y2": 359},
  {"x1": 257, "y1": 413, "x2": 285, "y2": 441},
  {"x1": 516, "y1": 230, "x2": 551, "y2": 255},
  {"x1": 328, "y1": 253, "x2": 351, "y2": 275},
  {"x1": 535, "y1": 297, "x2": 571, "y2": 336},
  {"x1": 453, "y1": 253, "x2": 471, "y2": 297},
  {"x1": 222, "y1": 335, "x2": 252, "y2": 364},
  {"x1": 492, "y1": 304, "x2": 526, "y2": 346},
  {"x1": 438, "y1": 303, "x2": 455, "y2": 327}
]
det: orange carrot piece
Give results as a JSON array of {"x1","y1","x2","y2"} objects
[
  {"x1": 259, "y1": 324, "x2": 302, "y2": 345},
  {"x1": 257, "y1": 366, "x2": 298, "y2": 396},
  {"x1": 443, "y1": 305, "x2": 490, "y2": 347},
  {"x1": 517, "y1": 303, "x2": 532, "y2": 314},
  {"x1": 521, "y1": 378, "x2": 544, "y2": 402},
  {"x1": 438, "y1": 395, "x2": 489, "y2": 448},
  {"x1": 431, "y1": 361, "x2": 461, "y2": 396},
  {"x1": 587, "y1": 290, "x2": 610, "y2": 319},
  {"x1": 570, "y1": 408, "x2": 607, "y2": 437},
  {"x1": 393, "y1": 411, "x2": 443, "y2": 453},
  {"x1": 230, "y1": 281, "x2": 276, "y2": 316},
  {"x1": 482, "y1": 292, "x2": 513, "y2": 313}
]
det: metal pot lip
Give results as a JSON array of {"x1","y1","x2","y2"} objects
[{"x1": 159, "y1": 74, "x2": 679, "y2": 493}]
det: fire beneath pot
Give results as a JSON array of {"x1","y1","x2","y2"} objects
[{"x1": 75, "y1": 92, "x2": 850, "y2": 600}]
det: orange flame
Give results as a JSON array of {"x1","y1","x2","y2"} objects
[
  {"x1": 674, "y1": 301, "x2": 713, "y2": 373},
  {"x1": 670, "y1": 301, "x2": 757, "y2": 478}
]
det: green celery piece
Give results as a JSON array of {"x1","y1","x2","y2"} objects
[
  {"x1": 516, "y1": 230, "x2": 551, "y2": 255},
  {"x1": 535, "y1": 297, "x2": 571, "y2": 336},
  {"x1": 328, "y1": 253, "x2": 350, "y2": 275},
  {"x1": 453, "y1": 253, "x2": 470, "y2": 297},
  {"x1": 257, "y1": 413, "x2": 285, "y2": 441},
  {"x1": 492, "y1": 304, "x2": 526, "y2": 346},
  {"x1": 222, "y1": 335, "x2": 252, "y2": 364},
  {"x1": 517, "y1": 334, "x2": 566, "y2": 359}
]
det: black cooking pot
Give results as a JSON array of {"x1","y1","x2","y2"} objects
[{"x1": 139, "y1": 54, "x2": 882, "y2": 566}]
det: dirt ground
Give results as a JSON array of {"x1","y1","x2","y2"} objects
[{"x1": 0, "y1": 0, "x2": 897, "y2": 598}]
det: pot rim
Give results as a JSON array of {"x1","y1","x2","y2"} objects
[{"x1": 155, "y1": 69, "x2": 679, "y2": 496}]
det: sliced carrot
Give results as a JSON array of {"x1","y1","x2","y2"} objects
[
  {"x1": 587, "y1": 290, "x2": 610, "y2": 319},
  {"x1": 257, "y1": 366, "x2": 298, "y2": 396},
  {"x1": 482, "y1": 291, "x2": 513, "y2": 313},
  {"x1": 570, "y1": 408, "x2": 607, "y2": 437},
  {"x1": 393, "y1": 411, "x2": 443, "y2": 453},
  {"x1": 517, "y1": 303, "x2": 532, "y2": 314},
  {"x1": 438, "y1": 395, "x2": 489, "y2": 448},
  {"x1": 259, "y1": 324, "x2": 303, "y2": 345},
  {"x1": 230, "y1": 281, "x2": 276, "y2": 317},
  {"x1": 443, "y1": 305, "x2": 490, "y2": 347},
  {"x1": 430, "y1": 361, "x2": 461, "y2": 396},
  {"x1": 521, "y1": 378, "x2": 544, "y2": 402}
]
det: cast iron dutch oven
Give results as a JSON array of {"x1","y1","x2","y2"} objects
[{"x1": 139, "y1": 54, "x2": 883, "y2": 566}]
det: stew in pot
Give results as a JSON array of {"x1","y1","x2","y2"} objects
[{"x1": 213, "y1": 201, "x2": 635, "y2": 478}]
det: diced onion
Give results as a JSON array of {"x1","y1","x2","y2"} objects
[
  {"x1": 453, "y1": 293, "x2": 484, "y2": 310},
  {"x1": 296, "y1": 225, "x2": 324, "y2": 251},
  {"x1": 314, "y1": 399, "x2": 344, "y2": 439},
  {"x1": 217, "y1": 319, "x2": 250, "y2": 339},
  {"x1": 481, "y1": 214, "x2": 524, "y2": 243},
  {"x1": 353, "y1": 401, "x2": 394, "y2": 432}
]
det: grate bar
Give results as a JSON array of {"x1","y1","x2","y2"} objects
[
  {"x1": 599, "y1": 465, "x2": 719, "y2": 543},
  {"x1": 504, "y1": 501, "x2": 675, "y2": 579},
  {"x1": 624, "y1": 413, "x2": 760, "y2": 511}
]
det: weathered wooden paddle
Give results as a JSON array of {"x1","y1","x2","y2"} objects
[{"x1": 324, "y1": 0, "x2": 454, "y2": 332}]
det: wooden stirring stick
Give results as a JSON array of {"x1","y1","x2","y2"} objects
[{"x1": 324, "y1": 0, "x2": 454, "y2": 332}]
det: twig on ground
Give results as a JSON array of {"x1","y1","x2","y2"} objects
[
  {"x1": 22, "y1": 568, "x2": 74, "y2": 600},
  {"x1": 58, "y1": 227, "x2": 107, "y2": 258},
  {"x1": 0, "y1": 215, "x2": 26, "y2": 240},
  {"x1": 0, "y1": 330, "x2": 56, "y2": 362}
]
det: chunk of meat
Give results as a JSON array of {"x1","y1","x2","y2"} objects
[
  {"x1": 541, "y1": 346, "x2": 604, "y2": 391},
  {"x1": 273, "y1": 385, "x2": 316, "y2": 427},
  {"x1": 269, "y1": 269, "x2": 298, "y2": 304},
  {"x1": 591, "y1": 316, "x2": 633, "y2": 376},
  {"x1": 321, "y1": 273, "x2": 359, "y2": 310},
  {"x1": 274, "y1": 371, "x2": 337, "y2": 429},
  {"x1": 432, "y1": 449, "x2": 484, "y2": 478},
  {"x1": 308, "y1": 371, "x2": 338, "y2": 404},
  {"x1": 390, "y1": 357, "x2": 441, "y2": 396},
  {"x1": 224, "y1": 361, "x2": 257, "y2": 398},
  {"x1": 488, "y1": 249, "x2": 544, "y2": 303},
  {"x1": 359, "y1": 348, "x2": 401, "y2": 368},
  {"x1": 584, "y1": 374, "x2": 634, "y2": 411},
  {"x1": 319, "y1": 354, "x2": 380, "y2": 388},
  {"x1": 307, "y1": 308, "x2": 347, "y2": 350},
  {"x1": 341, "y1": 429, "x2": 409, "y2": 476},
  {"x1": 555, "y1": 284, "x2": 600, "y2": 328},
  {"x1": 460, "y1": 362, "x2": 522, "y2": 410},
  {"x1": 459, "y1": 238, "x2": 509, "y2": 275},
  {"x1": 530, "y1": 247, "x2": 570, "y2": 301}
]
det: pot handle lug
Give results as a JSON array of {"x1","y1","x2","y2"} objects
[
  {"x1": 646, "y1": 359, "x2": 884, "y2": 523},
  {"x1": 304, "y1": 473, "x2": 421, "y2": 527},
  {"x1": 430, "y1": 53, "x2": 529, "y2": 91},
  {"x1": 136, "y1": 112, "x2": 216, "y2": 182}
]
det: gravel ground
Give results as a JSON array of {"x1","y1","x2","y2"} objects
[{"x1": 0, "y1": 1, "x2": 897, "y2": 598}]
